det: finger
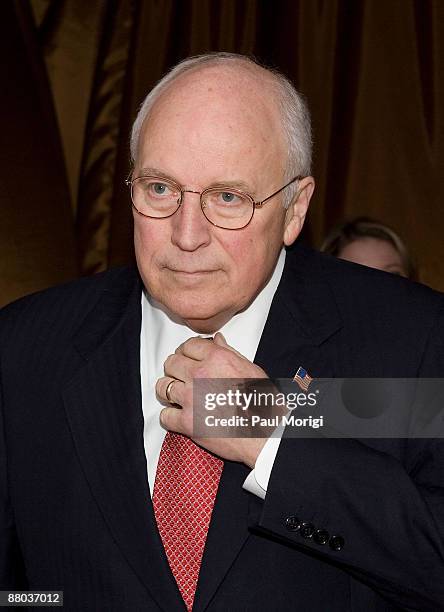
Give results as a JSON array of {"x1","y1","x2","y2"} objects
[
  {"x1": 212, "y1": 331, "x2": 228, "y2": 346},
  {"x1": 163, "y1": 353, "x2": 193, "y2": 381},
  {"x1": 156, "y1": 376, "x2": 185, "y2": 405},
  {"x1": 159, "y1": 406, "x2": 185, "y2": 433},
  {"x1": 175, "y1": 336, "x2": 215, "y2": 360},
  {"x1": 213, "y1": 332, "x2": 247, "y2": 358}
]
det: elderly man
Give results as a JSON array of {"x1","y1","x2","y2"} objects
[{"x1": 1, "y1": 53, "x2": 443, "y2": 611}]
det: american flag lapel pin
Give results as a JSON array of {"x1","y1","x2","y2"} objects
[{"x1": 293, "y1": 366, "x2": 313, "y2": 391}]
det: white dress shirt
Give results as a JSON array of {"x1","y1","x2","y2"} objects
[{"x1": 140, "y1": 249, "x2": 286, "y2": 500}]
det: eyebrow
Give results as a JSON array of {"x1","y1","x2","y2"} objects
[
  {"x1": 138, "y1": 167, "x2": 255, "y2": 194},
  {"x1": 138, "y1": 167, "x2": 174, "y2": 179},
  {"x1": 210, "y1": 179, "x2": 254, "y2": 193}
]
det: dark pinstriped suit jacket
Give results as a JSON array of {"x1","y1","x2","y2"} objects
[{"x1": 1, "y1": 244, "x2": 444, "y2": 611}]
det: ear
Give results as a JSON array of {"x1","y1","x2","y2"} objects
[{"x1": 283, "y1": 177, "x2": 315, "y2": 246}]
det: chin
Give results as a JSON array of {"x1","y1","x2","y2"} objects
[
  {"x1": 164, "y1": 294, "x2": 232, "y2": 332},
  {"x1": 172, "y1": 300, "x2": 220, "y2": 322}
]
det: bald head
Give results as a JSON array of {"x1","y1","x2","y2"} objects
[
  {"x1": 137, "y1": 62, "x2": 285, "y2": 185},
  {"x1": 130, "y1": 53, "x2": 312, "y2": 207}
]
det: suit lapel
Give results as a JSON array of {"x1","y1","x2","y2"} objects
[
  {"x1": 63, "y1": 268, "x2": 185, "y2": 611},
  {"x1": 255, "y1": 244, "x2": 343, "y2": 379}
]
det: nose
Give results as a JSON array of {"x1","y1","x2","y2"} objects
[{"x1": 170, "y1": 191, "x2": 211, "y2": 251}]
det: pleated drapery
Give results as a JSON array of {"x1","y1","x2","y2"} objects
[{"x1": 1, "y1": 0, "x2": 443, "y2": 306}]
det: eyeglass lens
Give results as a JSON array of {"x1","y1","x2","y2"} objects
[{"x1": 131, "y1": 177, "x2": 254, "y2": 229}]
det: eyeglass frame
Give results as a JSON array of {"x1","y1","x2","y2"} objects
[{"x1": 125, "y1": 173, "x2": 304, "y2": 230}]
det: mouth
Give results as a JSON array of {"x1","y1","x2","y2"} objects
[
  {"x1": 165, "y1": 267, "x2": 219, "y2": 283},
  {"x1": 166, "y1": 267, "x2": 217, "y2": 275}
]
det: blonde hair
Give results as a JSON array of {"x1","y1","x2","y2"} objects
[{"x1": 321, "y1": 217, "x2": 415, "y2": 279}]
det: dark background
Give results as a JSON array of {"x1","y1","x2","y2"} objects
[{"x1": 1, "y1": 0, "x2": 443, "y2": 306}]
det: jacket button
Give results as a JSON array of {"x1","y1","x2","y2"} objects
[
  {"x1": 285, "y1": 516, "x2": 301, "y2": 531},
  {"x1": 329, "y1": 535, "x2": 345, "y2": 551},
  {"x1": 300, "y1": 522, "x2": 315, "y2": 538},
  {"x1": 313, "y1": 529, "x2": 329, "y2": 545}
]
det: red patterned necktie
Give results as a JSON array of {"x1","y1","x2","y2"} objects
[{"x1": 152, "y1": 431, "x2": 223, "y2": 610}]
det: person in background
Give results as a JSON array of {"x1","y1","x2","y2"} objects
[{"x1": 321, "y1": 217, "x2": 416, "y2": 278}]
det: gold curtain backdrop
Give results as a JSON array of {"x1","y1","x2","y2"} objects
[{"x1": 1, "y1": 0, "x2": 443, "y2": 306}]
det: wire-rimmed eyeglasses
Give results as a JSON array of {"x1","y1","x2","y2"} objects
[{"x1": 125, "y1": 174, "x2": 303, "y2": 230}]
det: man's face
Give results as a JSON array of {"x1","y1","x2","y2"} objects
[{"x1": 133, "y1": 67, "x2": 298, "y2": 332}]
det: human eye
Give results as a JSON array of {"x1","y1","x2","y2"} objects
[
  {"x1": 215, "y1": 190, "x2": 244, "y2": 206},
  {"x1": 146, "y1": 180, "x2": 174, "y2": 198}
]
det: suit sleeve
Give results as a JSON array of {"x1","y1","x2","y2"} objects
[
  {"x1": 0, "y1": 327, "x2": 27, "y2": 588},
  {"x1": 255, "y1": 302, "x2": 444, "y2": 611}
]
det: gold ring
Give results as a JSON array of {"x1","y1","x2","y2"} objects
[{"x1": 165, "y1": 379, "x2": 176, "y2": 403}]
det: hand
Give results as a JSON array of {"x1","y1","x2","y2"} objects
[{"x1": 155, "y1": 333, "x2": 268, "y2": 468}]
